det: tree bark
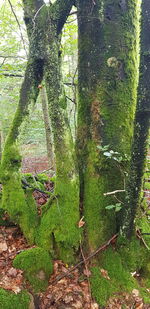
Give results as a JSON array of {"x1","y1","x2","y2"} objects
[
  {"x1": 0, "y1": 0, "x2": 46, "y2": 243},
  {"x1": 37, "y1": 20, "x2": 80, "y2": 262},
  {"x1": 120, "y1": 0, "x2": 150, "y2": 238},
  {"x1": 40, "y1": 85, "x2": 55, "y2": 169},
  {"x1": 77, "y1": 0, "x2": 141, "y2": 251},
  {"x1": 1, "y1": 0, "x2": 80, "y2": 258}
]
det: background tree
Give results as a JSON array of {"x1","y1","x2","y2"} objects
[{"x1": 120, "y1": 0, "x2": 150, "y2": 238}]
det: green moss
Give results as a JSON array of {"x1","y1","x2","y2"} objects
[
  {"x1": 36, "y1": 173, "x2": 50, "y2": 183},
  {"x1": 37, "y1": 177, "x2": 80, "y2": 263},
  {"x1": 118, "y1": 237, "x2": 147, "y2": 271},
  {"x1": 1, "y1": 175, "x2": 38, "y2": 243},
  {"x1": 91, "y1": 249, "x2": 137, "y2": 306},
  {"x1": 0, "y1": 288, "x2": 30, "y2": 309},
  {"x1": 13, "y1": 247, "x2": 53, "y2": 292},
  {"x1": 91, "y1": 239, "x2": 150, "y2": 306},
  {"x1": 83, "y1": 140, "x2": 125, "y2": 251},
  {"x1": 77, "y1": 0, "x2": 141, "y2": 251},
  {"x1": 136, "y1": 216, "x2": 150, "y2": 248}
]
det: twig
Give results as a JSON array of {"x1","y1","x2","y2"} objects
[
  {"x1": 52, "y1": 233, "x2": 118, "y2": 284},
  {"x1": 66, "y1": 95, "x2": 76, "y2": 104},
  {"x1": 0, "y1": 55, "x2": 26, "y2": 59},
  {"x1": 0, "y1": 73, "x2": 23, "y2": 78},
  {"x1": 7, "y1": 0, "x2": 27, "y2": 57},
  {"x1": 104, "y1": 189, "x2": 125, "y2": 196},
  {"x1": 69, "y1": 11, "x2": 78, "y2": 16},
  {"x1": 21, "y1": 178, "x2": 51, "y2": 196},
  {"x1": 32, "y1": 4, "x2": 45, "y2": 24},
  {"x1": 136, "y1": 229, "x2": 150, "y2": 250}
]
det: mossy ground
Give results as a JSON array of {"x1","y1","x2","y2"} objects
[
  {"x1": 0, "y1": 288, "x2": 30, "y2": 309},
  {"x1": 13, "y1": 247, "x2": 53, "y2": 292},
  {"x1": 91, "y1": 239, "x2": 150, "y2": 306}
]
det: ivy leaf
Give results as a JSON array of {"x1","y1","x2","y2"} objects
[
  {"x1": 105, "y1": 205, "x2": 116, "y2": 210},
  {"x1": 103, "y1": 152, "x2": 112, "y2": 157}
]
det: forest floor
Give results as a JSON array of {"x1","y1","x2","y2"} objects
[
  {"x1": 0, "y1": 155, "x2": 150, "y2": 309},
  {"x1": 0, "y1": 224, "x2": 150, "y2": 309}
]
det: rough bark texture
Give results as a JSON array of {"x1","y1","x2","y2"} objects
[
  {"x1": 77, "y1": 0, "x2": 140, "y2": 251},
  {"x1": 40, "y1": 85, "x2": 55, "y2": 169},
  {"x1": 120, "y1": 0, "x2": 150, "y2": 238}
]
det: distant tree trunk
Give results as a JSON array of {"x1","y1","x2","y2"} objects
[
  {"x1": 0, "y1": 131, "x2": 1, "y2": 162},
  {"x1": 120, "y1": 0, "x2": 150, "y2": 238},
  {"x1": 77, "y1": 0, "x2": 141, "y2": 251},
  {"x1": 40, "y1": 85, "x2": 55, "y2": 169},
  {"x1": 0, "y1": 121, "x2": 3, "y2": 162}
]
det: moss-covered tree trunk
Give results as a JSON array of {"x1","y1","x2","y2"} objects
[
  {"x1": 0, "y1": 0, "x2": 80, "y2": 259},
  {"x1": 37, "y1": 17, "x2": 80, "y2": 262},
  {"x1": 120, "y1": 0, "x2": 150, "y2": 238},
  {"x1": 77, "y1": 0, "x2": 141, "y2": 251},
  {"x1": 40, "y1": 85, "x2": 55, "y2": 169}
]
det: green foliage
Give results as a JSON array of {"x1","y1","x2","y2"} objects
[
  {"x1": 105, "y1": 203, "x2": 122, "y2": 212},
  {"x1": 13, "y1": 247, "x2": 53, "y2": 292},
  {"x1": 0, "y1": 288, "x2": 30, "y2": 309},
  {"x1": 98, "y1": 145, "x2": 130, "y2": 163}
]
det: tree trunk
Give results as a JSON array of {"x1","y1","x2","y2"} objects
[
  {"x1": 0, "y1": 0, "x2": 79, "y2": 260},
  {"x1": 40, "y1": 85, "x2": 55, "y2": 169},
  {"x1": 77, "y1": 0, "x2": 141, "y2": 251},
  {"x1": 37, "y1": 28, "x2": 80, "y2": 263},
  {"x1": 120, "y1": 0, "x2": 150, "y2": 238}
]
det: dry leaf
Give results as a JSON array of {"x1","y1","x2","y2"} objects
[
  {"x1": 7, "y1": 267, "x2": 18, "y2": 277},
  {"x1": 132, "y1": 289, "x2": 139, "y2": 297},
  {"x1": 91, "y1": 303, "x2": 99, "y2": 309},
  {"x1": 135, "y1": 303, "x2": 143, "y2": 309},
  {"x1": 10, "y1": 285, "x2": 21, "y2": 294},
  {"x1": 0, "y1": 241, "x2": 8, "y2": 253},
  {"x1": 64, "y1": 293, "x2": 74, "y2": 303},
  {"x1": 83, "y1": 268, "x2": 91, "y2": 277},
  {"x1": 78, "y1": 216, "x2": 85, "y2": 228},
  {"x1": 100, "y1": 268, "x2": 110, "y2": 280}
]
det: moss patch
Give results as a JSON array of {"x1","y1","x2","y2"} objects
[
  {"x1": 0, "y1": 288, "x2": 30, "y2": 309},
  {"x1": 91, "y1": 239, "x2": 150, "y2": 306},
  {"x1": 37, "y1": 177, "x2": 80, "y2": 263},
  {"x1": 13, "y1": 247, "x2": 53, "y2": 292}
]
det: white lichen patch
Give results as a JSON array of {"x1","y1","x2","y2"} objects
[{"x1": 107, "y1": 57, "x2": 119, "y2": 68}]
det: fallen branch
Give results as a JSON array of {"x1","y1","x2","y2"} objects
[
  {"x1": 52, "y1": 233, "x2": 118, "y2": 284},
  {"x1": 21, "y1": 178, "x2": 51, "y2": 196}
]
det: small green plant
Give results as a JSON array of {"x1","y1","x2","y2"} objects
[
  {"x1": 105, "y1": 203, "x2": 122, "y2": 212},
  {"x1": 97, "y1": 145, "x2": 129, "y2": 163}
]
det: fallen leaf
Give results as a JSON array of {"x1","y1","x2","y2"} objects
[
  {"x1": 78, "y1": 216, "x2": 85, "y2": 228},
  {"x1": 100, "y1": 268, "x2": 110, "y2": 280},
  {"x1": 135, "y1": 303, "x2": 143, "y2": 309},
  {"x1": 83, "y1": 268, "x2": 91, "y2": 277},
  {"x1": 0, "y1": 241, "x2": 8, "y2": 253},
  {"x1": 64, "y1": 293, "x2": 74, "y2": 303},
  {"x1": 7, "y1": 267, "x2": 18, "y2": 277},
  {"x1": 91, "y1": 303, "x2": 99, "y2": 309},
  {"x1": 132, "y1": 289, "x2": 139, "y2": 297}
]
